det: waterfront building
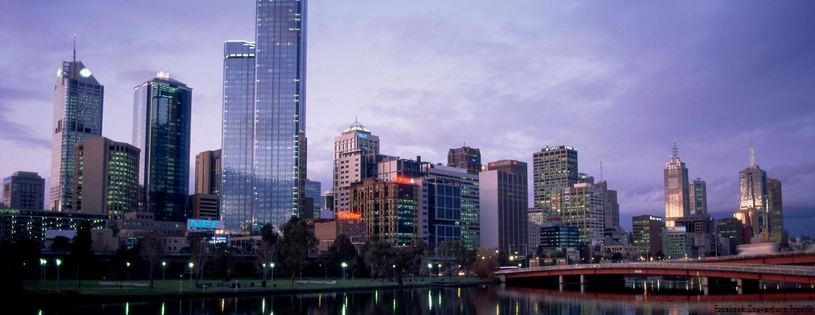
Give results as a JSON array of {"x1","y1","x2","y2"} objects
[
  {"x1": 632, "y1": 215, "x2": 664, "y2": 260},
  {"x1": 423, "y1": 163, "x2": 479, "y2": 248},
  {"x1": 332, "y1": 120, "x2": 380, "y2": 214},
  {"x1": 0, "y1": 208, "x2": 108, "y2": 244},
  {"x1": 540, "y1": 221, "x2": 579, "y2": 249},
  {"x1": 480, "y1": 160, "x2": 529, "y2": 256},
  {"x1": 2, "y1": 172, "x2": 45, "y2": 210},
  {"x1": 561, "y1": 183, "x2": 605, "y2": 244},
  {"x1": 350, "y1": 178, "x2": 419, "y2": 246},
  {"x1": 71, "y1": 137, "x2": 140, "y2": 220},
  {"x1": 447, "y1": 146, "x2": 482, "y2": 175},
  {"x1": 663, "y1": 226, "x2": 692, "y2": 259},
  {"x1": 674, "y1": 214, "x2": 715, "y2": 235},
  {"x1": 221, "y1": 0, "x2": 308, "y2": 233},
  {"x1": 133, "y1": 72, "x2": 192, "y2": 222},
  {"x1": 715, "y1": 217, "x2": 744, "y2": 256},
  {"x1": 49, "y1": 47, "x2": 104, "y2": 211},
  {"x1": 414, "y1": 176, "x2": 462, "y2": 250},
  {"x1": 767, "y1": 178, "x2": 784, "y2": 243},
  {"x1": 664, "y1": 142, "x2": 690, "y2": 227},
  {"x1": 532, "y1": 146, "x2": 578, "y2": 214},
  {"x1": 737, "y1": 144, "x2": 769, "y2": 240},
  {"x1": 689, "y1": 178, "x2": 707, "y2": 215}
]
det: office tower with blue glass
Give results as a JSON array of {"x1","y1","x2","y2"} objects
[
  {"x1": 49, "y1": 45, "x2": 104, "y2": 211},
  {"x1": 133, "y1": 72, "x2": 192, "y2": 222},
  {"x1": 221, "y1": 0, "x2": 308, "y2": 232}
]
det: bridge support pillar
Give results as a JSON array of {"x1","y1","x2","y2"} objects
[
  {"x1": 701, "y1": 276, "x2": 709, "y2": 296},
  {"x1": 736, "y1": 278, "x2": 742, "y2": 295},
  {"x1": 580, "y1": 274, "x2": 585, "y2": 294},
  {"x1": 559, "y1": 275, "x2": 564, "y2": 292}
]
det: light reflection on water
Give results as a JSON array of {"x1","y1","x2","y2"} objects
[{"x1": 32, "y1": 285, "x2": 815, "y2": 315}]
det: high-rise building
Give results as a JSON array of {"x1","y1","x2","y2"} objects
[
  {"x1": 737, "y1": 144, "x2": 768, "y2": 239},
  {"x1": 72, "y1": 137, "x2": 140, "y2": 220},
  {"x1": 49, "y1": 44, "x2": 104, "y2": 211},
  {"x1": 632, "y1": 215, "x2": 664, "y2": 260},
  {"x1": 561, "y1": 183, "x2": 605, "y2": 244},
  {"x1": 421, "y1": 164, "x2": 479, "y2": 249},
  {"x1": 133, "y1": 72, "x2": 192, "y2": 222},
  {"x1": 597, "y1": 180, "x2": 620, "y2": 229},
  {"x1": 480, "y1": 160, "x2": 529, "y2": 256},
  {"x1": 447, "y1": 146, "x2": 482, "y2": 174},
  {"x1": 332, "y1": 120, "x2": 380, "y2": 214},
  {"x1": 664, "y1": 142, "x2": 690, "y2": 227},
  {"x1": 3, "y1": 172, "x2": 45, "y2": 210},
  {"x1": 195, "y1": 149, "x2": 222, "y2": 195},
  {"x1": 767, "y1": 178, "x2": 783, "y2": 243},
  {"x1": 716, "y1": 217, "x2": 745, "y2": 255},
  {"x1": 689, "y1": 178, "x2": 707, "y2": 216},
  {"x1": 305, "y1": 179, "x2": 322, "y2": 219},
  {"x1": 221, "y1": 0, "x2": 308, "y2": 233},
  {"x1": 663, "y1": 226, "x2": 692, "y2": 260},
  {"x1": 351, "y1": 178, "x2": 419, "y2": 245},
  {"x1": 532, "y1": 146, "x2": 578, "y2": 214}
]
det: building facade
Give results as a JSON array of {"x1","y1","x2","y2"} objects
[
  {"x1": 333, "y1": 121, "x2": 380, "y2": 214},
  {"x1": 632, "y1": 215, "x2": 664, "y2": 260},
  {"x1": 447, "y1": 146, "x2": 482, "y2": 175},
  {"x1": 689, "y1": 178, "x2": 707, "y2": 216},
  {"x1": 422, "y1": 164, "x2": 479, "y2": 248},
  {"x1": 532, "y1": 146, "x2": 578, "y2": 215},
  {"x1": 664, "y1": 142, "x2": 690, "y2": 227},
  {"x1": 133, "y1": 72, "x2": 192, "y2": 222},
  {"x1": 767, "y1": 178, "x2": 783, "y2": 243},
  {"x1": 221, "y1": 0, "x2": 308, "y2": 233},
  {"x1": 738, "y1": 145, "x2": 769, "y2": 239},
  {"x1": 716, "y1": 217, "x2": 745, "y2": 255},
  {"x1": 480, "y1": 160, "x2": 529, "y2": 256},
  {"x1": 195, "y1": 149, "x2": 222, "y2": 195},
  {"x1": 49, "y1": 54, "x2": 104, "y2": 211},
  {"x1": 597, "y1": 180, "x2": 620, "y2": 229},
  {"x1": 561, "y1": 183, "x2": 605, "y2": 244},
  {"x1": 2, "y1": 172, "x2": 45, "y2": 210},
  {"x1": 72, "y1": 137, "x2": 140, "y2": 220},
  {"x1": 351, "y1": 178, "x2": 419, "y2": 246}
]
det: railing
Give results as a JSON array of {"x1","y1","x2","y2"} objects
[{"x1": 497, "y1": 262, "x2": 815, "y2": 277}]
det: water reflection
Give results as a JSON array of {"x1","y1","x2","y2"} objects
[{"x1": 33, "y1": 285, "x2": 815, "y2": 315}]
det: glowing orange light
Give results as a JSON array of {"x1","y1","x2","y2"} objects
[
  {"x1": 337, "y1": 211, "x2": 362, "y2": 221},
  {"x1": 392, "y1": 176, "x2": 414, "y2": 185}
]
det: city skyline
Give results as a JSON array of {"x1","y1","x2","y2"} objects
[{"x1": 1, "y1": 1, "x2": 813, "y2": 234}]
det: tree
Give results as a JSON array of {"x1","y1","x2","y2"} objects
[
  {"x1": 437, "y1": 240, "x2": 469, "y2": 276},
  {"x1": 138, "y1": 235, "x2": 165, "y2": 289},
  {"x1": 389, "y1": 241, "x2": 428, "y2": 288},
  {"x1": 471, "y1": 247, "x2": 499, "y2": 278},
  {"x1": 72, "y1": 220, "x2": 94, "y2": 289},
  {"x1": 278, "y1": 216, "x2": 318, "y2": 287},
  {"x1": 361, "y1": 237, "x2": 392, "y2": 282},
  {"x1": 189, "y1": 234, "x2": 209, "y2": 283},
  {"x1": 255, "y1": 223, "x2": 279, "y2": 280},
  {"x1": 317, "y1": 234, "x2": 358, "y2": 279},
  {"x1": 51, "y1": 236, "x2": 71, "y2": 251}
]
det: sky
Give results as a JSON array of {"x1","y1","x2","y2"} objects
[{"x1": 1, "y1": 1, "x2": 813, "y2": 236}]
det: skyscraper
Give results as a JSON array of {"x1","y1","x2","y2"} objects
[
  {"x1": 3, "y1": 172, "x2": 45, "y2": 210},
  {"x1": 632, "y1": 215, "x2": 664, "y2": 260},
  {"x1": 133, "y1": 72, "x2": 192, "y2": 222},
  {"x1": 447, "y1": 146, "x2": 482, "y2": 174},
  {"x1": 738, "y1": 144, "x2": 768, "y2": 239},
  {"x1": 480, "y1": 160, "x2": 529, "y2": 256},
  {"x1": 532, "y1": 146, "x2": 578, "y2": 214},
  {"x1": 421, "y1": 163, "x2": 480, "y2": 249},
  {"x1": 597, "y1": 180, "x2": 620, "y2": 229},
  {"x1": 689, "y1": 178, "x2": 707, "y2": 216},
  {"x1": 49, "y1": 42, "x2": 104, "y2": 211},
  {"x1": 195, "y1": 149, "x2": 222, "y2": 195},
  {"x1": 767, "y1": 178, "x2": 783, "y2": 243},
  {"x1": 664, "y1": 142, "x2": 690, "y2": 227},
  {"x1": 333, "y1": 120, "x2": 380, "y2": 214},
  {"x1": 561, "y1": 183, "x2": 605, "y2": 243},
  {"x1": 221, "y1": 0, "x2": 308, "y2": 232},
  {"x1": 72, "y1": 137, "x2": 140, "y2": 220}
]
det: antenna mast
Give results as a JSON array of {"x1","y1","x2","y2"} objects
[
  {"x1": 749, "y1": 138, "x2": 756, "y2": 167},
  {"x1": 72, "y1": 34, "x2": 77, "y2": 63}
]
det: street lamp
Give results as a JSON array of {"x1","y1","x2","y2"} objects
[
  {"x1": 392, "y1": 264, "x2": 396, "y2": 281},
  {"x1": 427, "y1": 263, "x2": 432, "y2": 282},
  {"x1": 341, "y1": 262, "x2": 348, "y2": 284},
  {"x1": 40, "y1": 259, "x2": 46, "y2": 289},
  {"x1": 271, "y1": 262, "x2": 275, "y2": 286},
  {"x1": 437, "y1": 263, "x2": 442, "y2": 277},
  {"x1": 55, "y1": 258, "x2": 62, "y2": 291},
  {"x1": 189, "y1": 262, "x2": 194, "y2": 288},
  {"x1": 126, "y1": 262, "x2": 131, "y2": 280},
  {"x1": 262, "y1": 263, "x2": 267, "y2": 280},
  {"x1": 162, "y1": 261, "x2": 166, "y2": 281}
]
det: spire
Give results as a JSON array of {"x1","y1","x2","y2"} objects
[
  {"x1": 600, "y1": 161, "x2": 603, "y2": 181},
  {"x1": 72, "y1": 34, "x2": 77, "y2": 63},
  {"x1": 749, "y1": 138, "x2": 756, "y2": 167},
  {"x1": 671, "y1": 140, "x2": 680, "y2": 161}
]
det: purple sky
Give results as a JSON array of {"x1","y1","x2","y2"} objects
[{"x1": 1, "y1": 1, "x2": 813, "y2": 235}]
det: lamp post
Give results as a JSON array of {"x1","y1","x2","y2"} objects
[
  {"x1": 341, "y1": 262, "x2": 348, "y2": 284},
  {"x1": 271, "y1": 262, "x2": 275, "y2": 286},
  {"x1": 162, "y1": 261, "x2": 166, "y2": 281},
  {"x1": 55, "y1": 258, "x2": 62, "y2": 291},
  {"x1": 189, "y1": 262, "x2": 194, "y2": 288},
  {"x1": 427, "y1": 263, "x2": 432, "y2": 282},
  {"x1": 392, "y1": 264, "x2": 396, "y2": 281},
  {"x1": 40, "y1": 259, "x2": 46, "y2": 289},
  {"x1": 262, "y1": 263, "x2": 267, "y2": 280},
  {"x1": 437, "y1": 263, "x2": 442, "y2": 277},
  {"x1": 126, "y1": 262, "x2": 131, "y2": 280}
]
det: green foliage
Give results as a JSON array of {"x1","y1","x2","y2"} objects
[
  {"x1": 71, "y1": 220, "x2": 95, "y2": 289},
  {"x1": 279, "y1": 215, "x2": 318, "y2": 286}
]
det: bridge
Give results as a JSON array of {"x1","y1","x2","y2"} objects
[
  {"x1": 495, "y1": 262, "x2": 815, "y2": 295},
  {"x1": 700, "y1": 250, "x2": 815, "y2": 265}
]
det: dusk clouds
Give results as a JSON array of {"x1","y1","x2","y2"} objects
[{"x1": 1, "y1": 1, "x2": 812, "y2": 234}]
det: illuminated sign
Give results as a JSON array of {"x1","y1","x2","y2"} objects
[
  {"x1": 358, "y1": 133, "x2": 368, "y2": 139},
  {"x1": 336, "y1": 211, "x2": 362, "y2": 221},
  {"x1": 392, "y1": 176, "x2": 415, "y2": 185},
  {"x1": 187, "y1": 219, "x2": 224, "y2": 231}
]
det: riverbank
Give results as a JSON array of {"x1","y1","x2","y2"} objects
[{"x1": 19, "y1": 276, "x2": 496, "y2": 305}]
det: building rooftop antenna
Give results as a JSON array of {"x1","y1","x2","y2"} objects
[
  {"x1": 72, "y1": 34, "x2": 77, "y2": 63},
  {"x1": 749, "y1": 138, "x2": 756, "y2": 167}
]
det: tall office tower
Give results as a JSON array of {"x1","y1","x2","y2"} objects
[
  {"x1": 2, "y1": 172, "x2": 45, "y2": 210},
  {"x1": 195, "y1": 149, "x2": 222, "y2": 195},
  {"x1": 221, "y1": 0, "x2": 308, "y2": 233},
  {"x1": 532, "y1": 146, "x2": 578, "y2": 215},
  {"x1": 767, "y1": 178, "x2": 783, "y2": 243},
  {"x1": 447, "y1": 146, "x2": 482, "y2": 174},
  {"x1": 305, "y1": 179, "x2": 322, "y2": 218},
  {"x1": 689, "y1": 178, "x2": 707, "y2": 215},
  {"x1": 480, "y1": 160, "x2": 529, "y2": 256},
  {"x1": 133, "y1": 72, "x2": 192, "y2": 222},
  {"x1": 49, "y1": 43, "x2": 104, "y2": 211},
  {"x1": 737, "y1": 144, "x2": 768, "y2": 239},
  {"x1": 597, "y1": 180, "x2": 620, "y2": 229},
  {"x1": 351, "y1": 178, "x2": 419, "y2": 245},
  {"x1": 716, "y1": 217, "x2": 745, "y2": 255},
  {"x1": 71, "y1": 137, "x2": 140, "y2": 220},
  {"x1": 332, "y1": 121, "x2": 380, "y2": 214},
  {"x1": 664, "y1": 142, "x2": 690, "y2": 227},
  {"x1": 632, "y1": 215, "x2": 664, "y2": 260},
  {"x1": 561, "y1": 183, "x2": 605, "y2": 243},
  {"x1": 422, "y1": 164, "x2": 479, "y2": 249}
]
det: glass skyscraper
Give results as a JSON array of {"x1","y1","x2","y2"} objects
[
  {"x1": 532, "y1": 146, "x2": 578, "y2": 215},
  {"x1": 133, "y1": 72, "x2": 192, "y2": 222},
  {"x1": 49, "y1": 54, "x2": 104, "y2": 211},
  {"x1": 221, "y1": 0, "x2": 308, "y2": 233}
]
